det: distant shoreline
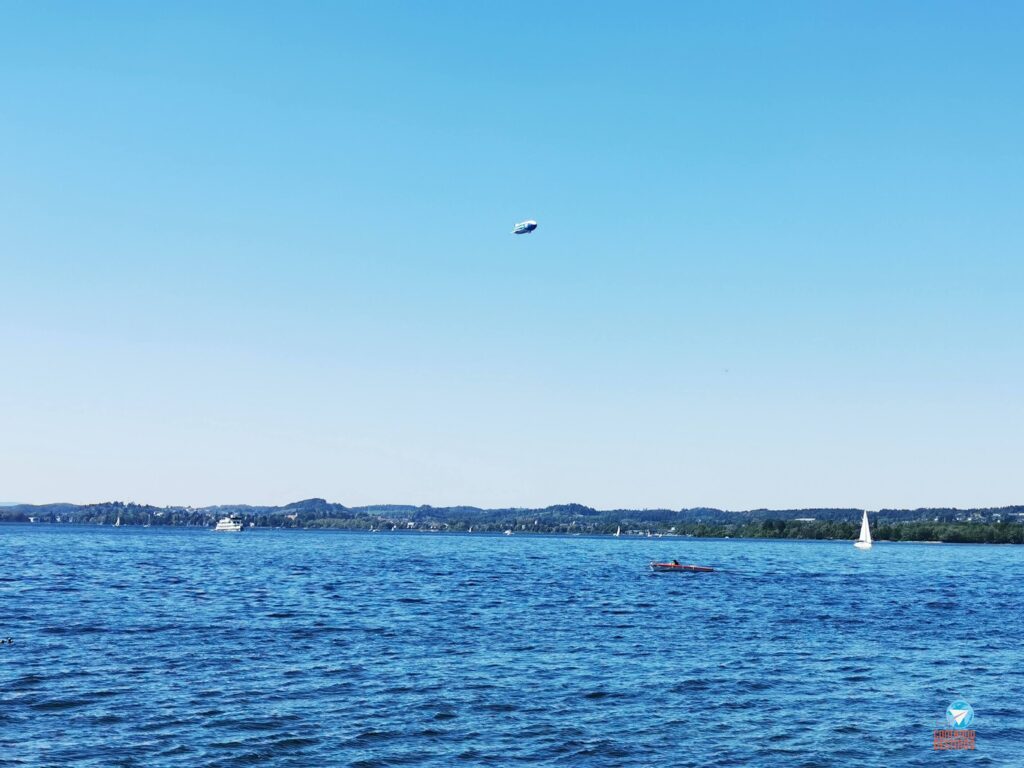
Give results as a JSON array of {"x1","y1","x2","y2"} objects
[
  {"x1": 4, "y1": 519, "x2": 1022, "y2": 545},
  {"x1": 4, "y1": 498, "x2": 1023, "y2": 544}
]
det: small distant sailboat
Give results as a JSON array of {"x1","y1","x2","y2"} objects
[
  {"x1": 614, "y1": 526, "x2": 621, "y2": 537},
  {"x1": 114, "y1": 515, "x2": 122, "y2": 527},
  {"x1": 854, "y1": 510, "x2": 873, "y2": 549}
]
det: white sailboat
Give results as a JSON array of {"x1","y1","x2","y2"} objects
[
  {"x1": 854, "y1": 510, "x2": 873, "y2": 549},
  {"x1": 614, "y1": 526, "x2": 621, "y2": 537}
]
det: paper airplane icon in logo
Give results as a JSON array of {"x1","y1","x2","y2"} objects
[
  {"x1": 945, "y1": 699, "x2": 975, "y2": 729},
  {"x1": 949, "y1": 708, "x2": 970, "y2": 726}
]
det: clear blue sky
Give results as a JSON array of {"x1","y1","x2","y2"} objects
[{"x1": 2, "y1": 2, "x2": 1022, "y2": 509}]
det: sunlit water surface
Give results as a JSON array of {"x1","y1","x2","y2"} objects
[{"x1": 2, "y1": 526, "x2": 1022, "y2": 767}]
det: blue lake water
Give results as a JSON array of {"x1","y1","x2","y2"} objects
[{"x1": 1, "y1": 526, "x2": 1022, "y2": 767}]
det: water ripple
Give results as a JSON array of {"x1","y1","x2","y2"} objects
[{"x1": 1, "y1": 527, "x2": 1022, "y2": 766}]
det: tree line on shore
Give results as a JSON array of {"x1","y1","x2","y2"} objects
[{"x1": 3, "y1": 499, "x2": 1023, "y2": 543}]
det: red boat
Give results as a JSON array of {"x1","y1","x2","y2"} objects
[{"x1": 649, "y1": 561, "x2": 714, "y2": 573}]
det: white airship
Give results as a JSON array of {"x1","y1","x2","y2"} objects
[{"x1": 512, "y1": 219, "x2": 538, "y2": 235}]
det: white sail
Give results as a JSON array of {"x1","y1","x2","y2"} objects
[
  {"x1": 615, "y1": 526, "x2": 621, "y2": 537},
  {"x1": 854, "y1": 511, "x2": 872, "y2": 548}
]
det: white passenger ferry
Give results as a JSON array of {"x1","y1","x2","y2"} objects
[{"x1": 214, "y1": 515, "x2": 244, "y2": 532}]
